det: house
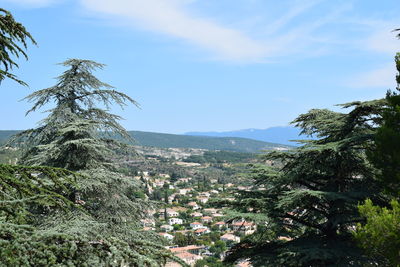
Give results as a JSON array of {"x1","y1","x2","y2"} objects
[
  {"x1": 178, "y1": 178, "x2": 191, "y2": 183},
  {"x1": 190, "y1": 222, "x2": 204, "y2": 230},
  {"x1": 159, "y1": 232, "x2": 174, "y2": 241},
  {"x1": 212, "y1": 213, "x2": 224, "y2": 218},
  {"x1": 203, "y1": 208, "x2": 218, "y2": 214},
  {"x1": 160, "y1": 224, "x2": 174, "y2": 232},
  {"x1": 187, "y1": 202, "x2": 200, "y2": 210},
  {"x1": 220, "y1": 233, "x2": 240, "y2": 243},
  {"x1": 175, "y1": 252, "x2": 203, "y2": 266},
  {"x1": 199, "y1": 192, "x2": 210, "y2": 198},
  {"x1": 231, "y1": 221, "x2": 256, "y2": 235},
  {"x1": 190, "y1": 212, "x2": 203, "y2": 217},
  {"x1": 214, "y1": 221, "x2": 226, "y2": 229},
  {"x1": 197, "y1": 196, "x2": 209, "y2": 204},
  {"x1": 168, "y1": 218, "x2": 183, "y2": 225},
  {"x1": 169, "y1": 245, "x2": 205, "y2": 256},
  {"x1": 200, "y1": 216, "x2": 213, "y2": 224},
  {"x1": 179, "y1": 189, "x2": 189, "y2": 195},
  {"x1": 140, "y1": 219, "x2": 155, "y2": 227},
  {"x1": 159, "y1": 208, "x2": 179, "y2": 218},
  {"x1": 195, "y1": 227, "x2": 210, "y2": 236}
]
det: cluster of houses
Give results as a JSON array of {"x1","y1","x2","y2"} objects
[{"x1": 137, "y1": 171, "x2": 257, "y2": 266}]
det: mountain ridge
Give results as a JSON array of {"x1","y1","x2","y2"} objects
[{"x1": 185, "y1": 126, "x2": 307, "y2": 145}]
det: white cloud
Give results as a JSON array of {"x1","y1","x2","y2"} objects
[
  {"x1": 77, "y1": 0, "x2": 354, "y2": 62},
  {"x1": 347, "y1": 64, "x2": 397, "y2": 89},
  {"x1": 79, "y1": 0, "x2": 270, "y2": 62}
]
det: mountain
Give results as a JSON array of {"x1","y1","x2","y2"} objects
[
  {"x1": 185, "y1": 126, "x2": 307, "y2": 145},
  {"x1": 0, "y1": 130, "x2": 291, "y2": 153}
]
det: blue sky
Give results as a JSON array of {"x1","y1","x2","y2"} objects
[{"x1": 0, "y1": 0, "x2": 399, "y2": 133}]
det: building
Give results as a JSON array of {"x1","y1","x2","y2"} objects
[
  {"x1": 201, "y1": 216, "x2": 213, "y2": 224},
  {"x1": 168, "y1": 218, "x2": 183, "y2": 225},
  {"x1": 197, "y1": 196, "x2": 209, "y2": 204},
  {"x1": 187, "y1": 202, "x2": 200, "y2": 210},
  {"x1": 203, "y1": 208, "x2": 218, "y2": 214},
  {"x1": 175, "y1": 252, "x2": 202, "y2": 266},
  {"x1": 231, "y1": 221, "x2": 256, "y2": 235},
  {"x1": 214, "y1": 221, "x2": 226, "y2": 229},
  {"x1": 159, "y1": 208, "x2": 179, "y2": 218},
  {"x1": 220, "y1": 233, "x2": 240, "y2": 243},
  {"x1": 190, "y1": 222, "x2": 204, "y2": 230},
  {"x1": 160, "y1": 224, "x2": 174, "y2": 232},
  {"x1": 195, "y1": 227, "x2": 210, "y2": 236},
  {"x1": 190, "y1": 212, "x2": 203, "y2": 217},
  {"x1": 140, "y1": 219, "x2": 155, "y2": 227},
  {"x1": 159, "y1": 232, "x2": 174, "y2": 241}
]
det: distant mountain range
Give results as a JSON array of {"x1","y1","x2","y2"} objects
[
  {"x1": 185, "y1": 126, "x2": 307, "y2": 145},
  {"x1": 0, "y1": 130, "x2": 292, "y2": 153}
]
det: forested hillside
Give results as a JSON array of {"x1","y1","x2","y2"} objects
[{"x1": 0, "y1": 130, "x2": 291, "y2": 153}]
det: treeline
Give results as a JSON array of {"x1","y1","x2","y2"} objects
[{"x1": 184, "y1": 151, "x2": 257, "y2": 164}]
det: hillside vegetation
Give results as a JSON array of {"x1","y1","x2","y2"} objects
[{"x1": 0, "y1": 130, "x2": 291, "y2": 153}]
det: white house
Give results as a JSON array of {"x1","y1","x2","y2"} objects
[
  {"x1": 187, "y1": 202, "x2": 200, "y2": 210},
  {"x1": 168, "y1": 218, "x2": 183, "y2": 225},
  {"x1": 160, "y1": 224, "x2": 174, "y2": 232},
  {"x1": 190, "y1": 222, "x2": 204, "y2": 230},
  {"x1": 159, "y1": 232, "x2": 174, "y2": 241}
]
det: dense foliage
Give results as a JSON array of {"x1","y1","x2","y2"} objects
[
  {"x1": 353, "y1": 53, "x2": 400, "y2": 267},
  {"x1": 225, "y1": 98, "x2": 386, "y2": 266},
  {"x1": 3, "y1": 59, "x2": 183, "y2": 266}
]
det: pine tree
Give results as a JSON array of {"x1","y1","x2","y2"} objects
[
  {"x1": 0, "y1": 8, "x2": 36, "y2": 85},
  {"x1": 225, "y1": 99, "x2": 386, "y2": 266},
  {"x1": 10, "y1": 59, "x2": 184, "y2": 266}
]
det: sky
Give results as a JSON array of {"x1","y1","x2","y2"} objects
[{"x1": 0, "y1": 0, "x2": 399, "y2": 134}]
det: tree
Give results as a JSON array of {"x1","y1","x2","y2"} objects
[
  {"x1": 225, "y1": 99, "x2": 386, "y2": 266},
  {"x1": 0, "y1": 8, "x2": 36, "y2": 85},
  {"x1": 10, "y1": 59, "x2": 182, "y2": 266},
  {"x1": 354, "y1": 52, "x2": 400, "y2": 266},
  {"x1": 353, "y1": 199, "x2": 400, "y2": 266},
  {"x1": 367, "y1": 53, "x2": 400, "y2": 197}
]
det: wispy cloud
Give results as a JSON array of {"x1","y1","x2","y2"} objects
[
  {"x1": 6, "y1": 0, "x2": 398, "y2": 63},
  {"x1": 347, "y1": 63, "x2": 397, "y2": 89},
  {"x1": 80, "y1": 0, "x2": 271, "y2": 62},
  {"x1": 77, "y1": 0, "x2": 362, "y2": 62}
]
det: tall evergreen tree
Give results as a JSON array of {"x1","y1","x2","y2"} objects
[
  {"x1": 10, "y1": 59, "x2": 184, "y2": 266},
  {"x1": 0, "y1": 8, "x2": 36, "y2": 85},
  {"x1": 225, "y1": 99, "x2": 386, "y2": 266}
]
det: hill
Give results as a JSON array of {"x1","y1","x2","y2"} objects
[
  {"x1": 185, "y1": 126, "x2": 308, "y2": 145},
  {"x1": 0, "y1": 130, "x2": 290, "y2": 153}
]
